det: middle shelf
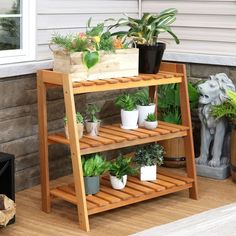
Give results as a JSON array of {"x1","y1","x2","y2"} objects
[{"x1": 48, "y1": 121, "x2": 189, "y2": 155}]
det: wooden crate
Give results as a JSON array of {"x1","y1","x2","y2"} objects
[{"x1": 53, "y1": 48, "x2": 139, "y2": 82}]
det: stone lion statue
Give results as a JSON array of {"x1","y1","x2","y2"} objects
[{"x1": 195, "y1": 73, "x2": 235, "y2": 167}]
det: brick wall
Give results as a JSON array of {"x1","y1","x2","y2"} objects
[{"x1": 1, "y1": 63, "x2": 235, "y2": 191}]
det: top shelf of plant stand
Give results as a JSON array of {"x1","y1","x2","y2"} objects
[{"x1": 39, "y1": 70, "x2": 184, "y2": 95}]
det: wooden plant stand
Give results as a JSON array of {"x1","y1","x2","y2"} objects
[{"x1": 37, "y1": 62, "x2": 198, "y2": 232}]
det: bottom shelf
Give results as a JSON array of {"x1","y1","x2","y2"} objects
[{"x1": 50, "y1": 168, "x2": 194, "y2": 215}]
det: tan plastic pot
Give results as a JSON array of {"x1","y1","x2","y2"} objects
[{"x1": 64, "y1": 123, "x2": 84, "y2": 139}]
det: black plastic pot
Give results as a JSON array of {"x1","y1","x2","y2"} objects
[
  {"x1": 84, "y1": 176, "x2": 100, "y2": 195},
  {"x1": 137, "y1": 43, "x2": 166, "y2": 74}
]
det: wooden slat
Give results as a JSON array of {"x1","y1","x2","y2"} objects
[
  {"x1": 94, "y1": 80, "x2": 107, "y2": 85},
  {"x1": 130, "y1": 76, "x2": 143, "y2": 82},
  {"x1": 116, "y1": 77, "x2": 132, "y2": 83},
  {"x1": 100, "y1": 178, "x2": 144, "y2": 197},
  {"x1": 50, "y1": 189, "x2": 77, "y2": 204},
  {"x1": 100, "y1": 186, "x2": 132, "y2": 201},
  {"x1": 125, "y1": 181, "x2": 155, "y2": 194},
  {"x1": 102, "y1": 78, "x2": 119, "y2": 84},
  {"x1": 95, "y1": 192, "x2": 121, "y2": 204},
  {"x1": 107, "y1": 125, "x2": 149, "y2": 138},
  {"x1": 48, "y1": 134, "x2": 69, "y2": 145},
  {"x1": 139, "y1": 75, "x2": 154, "y2": 80},
  {"x1": 83, "y1": 135, "x2": 114, "y2": 145},
  {"x1": 98, "y1": 132, "x2": 126, "y2": 143},
  {"x1": 99, "y1": 127, "x2": 137, "y2": 141},
  {"x1": 151, "y1": 179, "x2": 176, "y2": 189},
  {"x1": 158, "y1": 168, "x2": 194, "y2": 184},
  {"x1": 86, "y1": 195, "x2": 109, "y2": 207},
  {"x1": 154, "y1": 128, "x2": 170, "y2": 134},
  {"x1": 158, "y1": 121, "x2": 189, "y2": 131},
  {"x1": 128, "y1": 176, "x2": 166, "y2": 191},
  {"x1": 158, "y1": 124, "x2": 180, "y2": 133},
  {"x1": 157, "y1": 174, "x2": 186, "y2": 186},
  {"x1": 80, "y1": 137, "x2": 103, "y2": 147},
  {"x1": 134, "y1": 128, "x2": 160, "y2": 136},
  {"x1": 81, "y1": 81, "x2": 95, "y2": 86}
]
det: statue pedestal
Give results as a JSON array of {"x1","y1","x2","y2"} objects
[{"x1": 196, "y1": 164, "x2": 230, "y2": 180}]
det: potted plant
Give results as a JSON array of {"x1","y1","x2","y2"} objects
[
  {"x1": 144, "y1": 113, "x2": 158, "y2": 130},
  {"x1": 115, "y1": 94, "x2": 138, "y2": 129},
  {"x1": 109, "y1": 154, "x2": 137, "y2": 190},
  {"x1": 82, "y1": 153, "x2": 110, "y2": 195},
  {"x1": 50, "y1": 18, "x2": 138, "y2": 81},
  {"x1": 109, "y1": 9, "x2": 179, "y2": 73},
  {"x1": 133, "y1": 143, "x2": 164, "y2": 181},
  {"x1": 134, "y1": 89, "x2": 156, "y2": 126},
  {"x1": 85, "y1": 104, "x2": 101, "y2": 136},
  {"x1": 64, "y1": 112, "x2": 84, "y2": 139},
  {"x1": 158, "y1": 82, "x2": 199, "y2": 167},
  {"x1": 212, "y1": 90, "x2": 236, "y2": 182}
]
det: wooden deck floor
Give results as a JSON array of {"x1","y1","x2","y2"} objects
[{"x1": 1, "y1": 172, "x2": 236, "y2": 236}]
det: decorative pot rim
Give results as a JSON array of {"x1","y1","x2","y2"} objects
[
  {"x1": 121, "y1": 109, "x2": 138, "y2": 112},
  {"x1": 85, "y1": 120, "x2": 101, "y2": 124},
  {"x1": 137, "y1": 103, "x2": 155, "y2": 107},
  {"x1": 136, "y1": 43, "x2": 166, "y2": 48}
]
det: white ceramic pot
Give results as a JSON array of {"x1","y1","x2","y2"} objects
[
  {"x1": 110, "y1": 175, "x2": 127, "y2": 190},
  {"x1": 85, "y1": 120, "x2": 100, "y2": 136},
  {"x1": 140, "y1": 165, "x2": 157, "y2": 181},
  {"x1": 137, "y1": 104, "x2": 156, "y2": 127},
  {"x1": 144, "y1": 120, "x2": 158, "y2": 130},
  {"x1": 65, "y1": 123, "x2": 84, "y2": 139},
  {"x1": 120, "y1": 109, "x2": 138, "y2": 129}
]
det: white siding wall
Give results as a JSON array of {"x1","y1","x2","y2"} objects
[
  {"x1": 36, "y1": 0, "x2": 139, "y2": 60},
  {"x1": 142, "y1": 0, "x2": 236, "y2": 66}
]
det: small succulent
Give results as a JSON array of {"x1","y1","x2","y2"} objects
[
  {"x1": 145, "y1": 113, "x2": 157, "y2": 122},
  {"x1": 115, "y1": 94, "x2": 136, "y2": 111}
]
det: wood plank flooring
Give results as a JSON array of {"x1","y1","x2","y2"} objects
[{"x1": 1, "y1": 170, "x2": 236, "y2": 236}]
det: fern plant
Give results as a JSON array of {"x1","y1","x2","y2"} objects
[
  {"x1": 212, "y1": 90, "x2": 236, "y2": 120},
  {"x1": 115, "y1": 94, "x2": 136, "y2": 111}
]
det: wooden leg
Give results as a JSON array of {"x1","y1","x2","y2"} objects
[
  {"x1": 37, "y1": 71, "x2": 51, "y2": 212},
  {"x1": 62, "y1": 75, "x2": 90, "y2": 232},
  {"x1": 178, "y1": 64, "x2": 199, "y2": 200}
]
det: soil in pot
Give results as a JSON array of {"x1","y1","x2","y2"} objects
[
  {"x1": 121, "y1": 109, "x2": 138, "y2": 129},
  {"x1": 84, "y1": 176, "x2": 100, "y2": 195},
  {"x1": 137, "y1": 43, "x2": 166, "y2": 74},
  {"x1": 85, "y1": 121, "x2": 100, "y2": 136},
  {"x1": 137, "y1": 104, "x2": 156, "y2": 127},
  {"x1": 110, "y1": 175, "x2": 127, "y2": 190}
]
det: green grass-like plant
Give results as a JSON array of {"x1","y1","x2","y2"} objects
[
  {"x1": 212, "y1": 90, "x2": 236, "y2": 120},
  {"x1": 115, "y1": 94, "x2": 136, "y2": 111},
  {"x1": 82, "y1": 153, "x2": 110, "y2": 177},
  {"x1": 133, "y1": 143, "x2": 164, "y2": 167},
  {"x1": 86, "y1": 104, "x2": 100, "y2": 122},
  {"x1": 145, "y1": 113, "x2": 157, "y2": 122},
  {"x1": 133, "y1": 89, "x2": 152, "y2": 106},
  {"x1": 109, "y1": 154, "x2": 137, "y2": 180}
]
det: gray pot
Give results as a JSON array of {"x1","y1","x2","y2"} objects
[
  {"x1": 85, "y1": 120, "x2": 100, "y2": 136},
  {"x1": 83, "y1": 176, "x2": 100, "y2": 195}
]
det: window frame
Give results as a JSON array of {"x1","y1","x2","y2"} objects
[{"x1": 0, "y1": 0, "x2": 36, "y2": 64}]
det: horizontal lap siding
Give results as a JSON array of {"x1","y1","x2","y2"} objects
[
  {"x1": 36, "y1": 0, "x2": 138, "y2": 60},
  {"x1": 142, "y1": 0, "x2": 236, "y2": 65}
]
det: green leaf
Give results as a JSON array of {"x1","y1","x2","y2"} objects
[{"x1": 83, "y1": 51, "x2": 99, "y2": 69}]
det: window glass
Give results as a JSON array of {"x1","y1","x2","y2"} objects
[{"x1": 0, "y1": 0, "x2": 21, "y2": 14}]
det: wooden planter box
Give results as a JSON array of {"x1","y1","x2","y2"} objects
[{"x1": 53, "y1": 48, "x2": 139, "y2": 81}]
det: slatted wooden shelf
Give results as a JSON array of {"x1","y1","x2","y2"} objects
[
  {"x1": 50, "y1": 168, "x2": 194, "y2": 215},
  {"x1": 48, "y1": 122, "x2": 189, "y2": 155},
  {"x1": 41, "y1": 70, "x2": 183, "y2": 94}
]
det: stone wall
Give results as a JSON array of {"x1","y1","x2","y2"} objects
[{"x1": 1, "y1": 63, "x2": 235, "y2": 192}]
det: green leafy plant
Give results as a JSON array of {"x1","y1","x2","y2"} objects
[
  {"x1": 115, "y1": 94, "x2": 136, "y2": 111},
  {"x1": 158, "y1": 82, "x2": 199, "y2": 124},
  {"x1": 86, "y1": 104, "x2": 100, "y2": 122},
  {"x1": 108, "y1": 9, "x2": 179, "y2": 45},
  {"x1": 64, "y1": 112, "x2": 84, "y2": 124},
  {"x1": 145, "y1": 113, "x2": 157, "y2": 122},
  {"x1": 133, "y1": 89, "x2": 152, "y2": 106},
  {"x1": 82, "y1": 153, "x2": 110, "y2": 177},
  {"x1": 109, "y1": 154, "x2": 137, "y2": 180},
  {"x1": 133, "y1": 143, "x2": 164, "y2": 166},
  {"x1": 51, "y1": 18, "x2": 127, "y2": 69},
  {"x1": 212, "y1": 90, "x2": 236, "y2": 120}
]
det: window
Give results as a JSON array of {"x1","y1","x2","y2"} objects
[{"x1": 0, "y1": 0, "x2": 35, "y2": 64}]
